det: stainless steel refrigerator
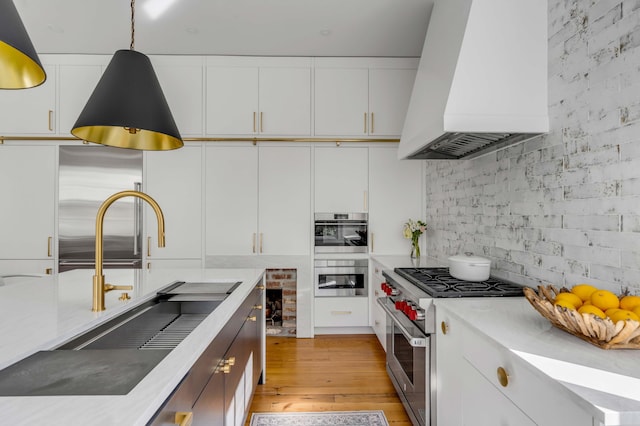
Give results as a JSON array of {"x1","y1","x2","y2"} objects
[{"x1": 58, "y1": 145, "x2": 143, "y2": 272}]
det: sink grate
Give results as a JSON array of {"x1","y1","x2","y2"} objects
[{"x1": 139, "y1": 314, "x2": 209, "y2": 350}]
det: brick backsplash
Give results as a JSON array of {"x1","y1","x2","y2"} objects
[{"x1": 424, "y1": 0, "x2": 640, "y2": 293}]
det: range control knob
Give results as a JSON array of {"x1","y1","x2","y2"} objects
[
  {"x1": 395, "y1": 300, "x2": 407, "y2": 310},
  {"x1": 408, "y1": 308, "x2": 418, "y2": 321},
  {"x1": 380, "y1": 282, "x2": 386, "y2": 291},
  {"x1": 388, "y1": 287, "x2": 399, "y2": 296}
]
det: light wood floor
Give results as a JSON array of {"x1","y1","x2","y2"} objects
[{"x1": 245, "y1": 334, "x2": 413, "y2": 425}]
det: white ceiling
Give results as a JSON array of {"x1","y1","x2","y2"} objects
[{"x1": 14, "y1": 0, "x2": 433, "y2": 57}]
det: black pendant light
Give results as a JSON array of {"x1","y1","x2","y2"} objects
[
  {"x1": 0, "y1": 0, "x2": 46, "y2": 89},
  {"x1": 71, "y1": 0, "x2": 183, "y2": 150}
]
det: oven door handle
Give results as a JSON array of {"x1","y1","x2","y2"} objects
[{"x1": 377, "y1": 298, "x2": 427, "y2": 347}]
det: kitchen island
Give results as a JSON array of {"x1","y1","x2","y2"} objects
[
  {"x1": 372, "y1": 255, "x2": 640, "y2": 425},
  {"x1": 0, "y1": 267, "x2": 265, "y2": 425}
]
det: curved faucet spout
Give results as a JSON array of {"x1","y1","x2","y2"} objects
[{"x1": 93, "y1": 190, "x2": 165, "y2": 312}]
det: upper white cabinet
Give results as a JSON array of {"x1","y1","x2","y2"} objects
[
  {"x1": 0, "y1": 145, "x2": 56, "y2": 261},
  {"x1": 205, "y1": 144, "x2": 311, "y2": 256},
  {"x1": 368, "y1": 146, "x2": 423, "y2": 254},
  {"x1": 206, "y1": 57, "x2": 311, "y2": 136},
  {"x1": 151, "y1": 56, "x2": 204, "y2": 136},
  {"x1": 58, "y1": 62, "x2": 104, "y2": 136},
  {"x1": 314, "y1": 146, "x2": 368, "y2": 213},
  {"x1": 0, "y1": 65, "x2": 56, "y2": 134},
  {"x1": 145, "y1": 145, "x2": 203, "y2": 262},
  {"x1": 313, "y1": 58, "x2": 418, "y2": 137}
]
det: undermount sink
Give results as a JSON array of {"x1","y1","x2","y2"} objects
[{"x1": 0, "y1": 280, "x2": 241, "y2": 396}]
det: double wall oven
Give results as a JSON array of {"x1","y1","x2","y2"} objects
[{"x1": 378, "y1": 267, "x2": 525, "y2": 426}]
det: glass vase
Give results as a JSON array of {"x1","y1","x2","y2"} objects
[{"x1": 410, "y1": 238, "x2": 420, "y2": 258}]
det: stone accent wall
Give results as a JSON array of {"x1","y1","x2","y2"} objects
[
  {"x1": 424, "y1": 0, "x2": 640, "y2": 292},
  {"x1": 265, "y1": 268, "x2": 297, "y2": 336}
]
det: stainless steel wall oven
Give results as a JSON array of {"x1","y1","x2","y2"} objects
[
  {"x1": 314, "y1": 213, "x2": 368, "y2": 253},
  {"x1": 314, "y1": 259, "x2": 367, "y2": 297}
]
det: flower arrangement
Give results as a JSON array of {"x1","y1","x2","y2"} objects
[{"x1": 403, "y1": 219, "x2": 427, "y2": 258}]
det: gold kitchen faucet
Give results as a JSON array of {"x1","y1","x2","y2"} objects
[{"x1": 92, "y1": 190, "x2": 165, "y2": 312}]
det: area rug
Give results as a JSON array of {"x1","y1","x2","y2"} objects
[{"x1": 249, "y1": 410, "x2": 389, "y2": 426}]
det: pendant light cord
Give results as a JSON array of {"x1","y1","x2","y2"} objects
[{"x1": 130, "y1": 0, "x2": 136, "y2": 50}]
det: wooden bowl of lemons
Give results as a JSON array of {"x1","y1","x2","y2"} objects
[{"x1": 524, "y1": 284, "x2": 640, "y2": 349}]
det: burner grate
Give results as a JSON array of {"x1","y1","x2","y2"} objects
[{"x1": 394, "y1": 267, "x2": 524, "y2": 298}]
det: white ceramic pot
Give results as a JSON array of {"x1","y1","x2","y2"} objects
[{"x1": 448, "y1": 253, "x2": 491, "y2": 281}]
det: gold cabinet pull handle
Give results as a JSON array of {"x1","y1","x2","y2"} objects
[
  {"x1": 253, "y1": 112, "x2": 257, "y2": 133},
  {"x1": 497, "y1": 367, "x2": 509, "y2": 387},
  {"x1": 147, "y1": 236, "x2": 151, "y2": 257},
  {"x1": 48, "y1": 110, "x2": 53, "y2": 131},
  {"x1": 252, "y1": 233, "x2": 256, "y2": 253},
  {"x1": 45, "y1": 268, "x2": 52, "y2": 275},
  {"x1": 257, "y1": 284, "x2": 265, "y2": 290},
  {"x1": 174, "y1": 411, "x2": 193, "y2": 426},
  {"x1": 363, "y1": 190, "x2": 368, "y2": 210},
  {"x1": 370, "y1": 112, "x2": 375, "y2": 134},
  {"x1": 331, "y1": 310, "x2": 352, "y2": 315},
  {"x1": 260, "y1": 111, "x2": 264, "y2": 133},
  {"x1": 441, "y1": 321, "x2": 449, "y2": 335},
  {"x1": 363, "y1": 112, "x2": 367, "y2": 133},
  {"x1": 47, "y1": 236, "x2": 52, "y2": 257},
  {"x1": 259, "y1": 233, "x2": 263, "y2": 253},
  {"x1": 247, "y1": 315, "x2": 257, "y2": 322}
]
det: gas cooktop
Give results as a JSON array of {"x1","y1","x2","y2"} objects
[{"x1": 394, "y1": 267, "x2": 524, "y2": 298}]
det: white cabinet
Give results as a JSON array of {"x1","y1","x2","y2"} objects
[
  {"x1": 314, "y1": 146, "x2": 368, "y2": 213},
  {"x1": 145, "y1": 145, "x2": 202, "y2": 263},
  {"x1": 206, "y1": 57, "x2": 311, "y2": 136},
  {"x1": 0, "y1": 145, "x2": 56, "y2": 263},
  {"x1": 313, "y1": 59, "x2": 417, "y2": 137},
  {"x1": 368, "y1": 146, "x2": 423, "y2": 255},
  {"x1": 205, "y1": 144, "x2": 311, "y2": 256},
  {"x1": 436, "y1": 304, "x2": 595, "y2": 426},
  {"x1": 314, "y1": 297, "x2": 369, "y2": 327},
  {"x1": 0, "y1": 65, "x2": 56, "y2": 134},
  {"x1": 0, "y1": 260, "x2": 54, "y2": 277},
  {"x1": 370, "y1": 260, "x2": 387, "y2": 350},
  {"x1": 58, "y1": 64, "x2": 103, "y2": 136},
  {"x1": 151, "y1": 56, "x2": 204, "y2": 136}
]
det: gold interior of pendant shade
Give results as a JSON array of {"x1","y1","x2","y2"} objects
[
  {"x1": 72, "y1": 125, "x2": 183, "y2": 151},
  {"x1": 0, "y1": 41, "x2": 46, "y2": 89}
]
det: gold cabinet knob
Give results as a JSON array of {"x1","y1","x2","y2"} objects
[
  {"x1": 247, "y1": 315, "x2": 257, "y2": 322},
  {"x1": 253, "y1": 304, "x2": 263, "y2": 310},
  {"x1": 226, "y1": 356, "x2": 236, "y2": 366},
  {"x1": 118, "y1": 292, "x2": 131, "y2": 301},
  {"x1": 441, "y1": 321, "x2": 449, "y2": 335},
  {"x1": 220, "y1": 364, "x2": 231, "y2": 374},
  {"x1": 174, "y1": 411, "x2": 193, "y2": 426},
  {"x1": 257, "y1": 285, "x2": 265, "y2": 290},
  {"x1": 497, "y1": 366, "x2": 509, "y2": 387}
]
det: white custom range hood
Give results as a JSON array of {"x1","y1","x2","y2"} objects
[{"x1": 398, "y1": 0, "x2": 549, "y2": 160}]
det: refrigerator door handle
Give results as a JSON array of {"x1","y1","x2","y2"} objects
[{"x1": 134, "y1": 182, "x2": 142, "y2": 255}]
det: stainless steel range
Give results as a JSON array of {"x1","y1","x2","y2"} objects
[{"x1": 377, "y1": 267, "x2": 524, "y2": 426}]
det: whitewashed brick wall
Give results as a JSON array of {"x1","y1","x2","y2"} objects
[{"x1": 424, "y1": 0, "x2": 640, "y2": 292}]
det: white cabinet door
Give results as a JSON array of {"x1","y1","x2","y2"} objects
[
  {"x1": 314, "y1": 146, "x2": 368, "y2": 213},
  {"x1": 0, "y1": 260, "x2": 54, "y2": 277},
  {"x1": 258, "y1": 146, "x2": 311, "y2": 255},
  {"x1": 58, "y1": 65, "x2": 103, "y2": 136},
  {"x1": 370, "y1": 260, "x2": 387, "y2": 350},
  {"x1": 259, "y1": 67, "x2": 311, "y2": 135},
  {"x1": 206, "y1": 66, "x2": 259, "y2": 135},
  {"x1": 152, "y1": 58, "x2": 204, "y2": 136},
  {"x1": 205, "y1": 146, "x2": 258, "y2": 255},
  {"x1": 460, "y1": 360, "x2": 536, "y2": 426},
  {"x1": 0, "y1": 145, "x2": 56, "y2": 259},
  {"x1": 435, "y1": 308, "x2": 464, "y2": 426},
  {"x1": 145, "y1": 146, "x2": 202, "y2": 260},
  {"x1": 0, "y1": 65, "x2": 56, "y2": 134},
  {"x1": 369, "y1": 68, "x2": 416, "y2": 136},
  {"x1": 368, "y1": 147, "x2": 422, "y2": 255},
  {"x1": 314, "y1": 68, "x2": 368, "y2": 136}
]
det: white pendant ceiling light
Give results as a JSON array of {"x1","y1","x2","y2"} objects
[
  {"x1": 71, "y1": 0, "x2": 183, "y2": 151},
  {"x1": 0, "y1": 0, "x2": 46, "y2": 89}
]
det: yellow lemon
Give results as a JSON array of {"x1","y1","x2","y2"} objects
[
  {"x1": 609, "y1": 309, "x2": 640, "y2": 323},
  {"x1": 620, "y1": 295, "x2": 640, "y2": 311},
  {"x1": 554, "y1": 292, "x2": 583, "y2": 309},
  {"x1": 633, "y1": 306, "x2": 640, "y2": 318},
  {"x1": 554, "y1": 299, "x2": 576, "y2": 310},
  {"x1": 605, "y1": 308, "x2": 621, "y2": 317},
  {"x1": 578, "y1": 304, "x2": 606, "y2": 319},
  {"x1": 571, "y1": 284, "x2": 598, "y2": 302},
  {"x1": 582, "y1": 300, "x2": 592, "y2": 306},
  {"x1": 590, "y1": 290, "x2": 620, "y2": 311}
]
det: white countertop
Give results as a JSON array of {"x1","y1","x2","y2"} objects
[
  {"x1": 371, "y1": 255, "x2": 640, "y2": 425},
  {"x1": 0, "y1": 267, "x2": 265, "y2": 425}
]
